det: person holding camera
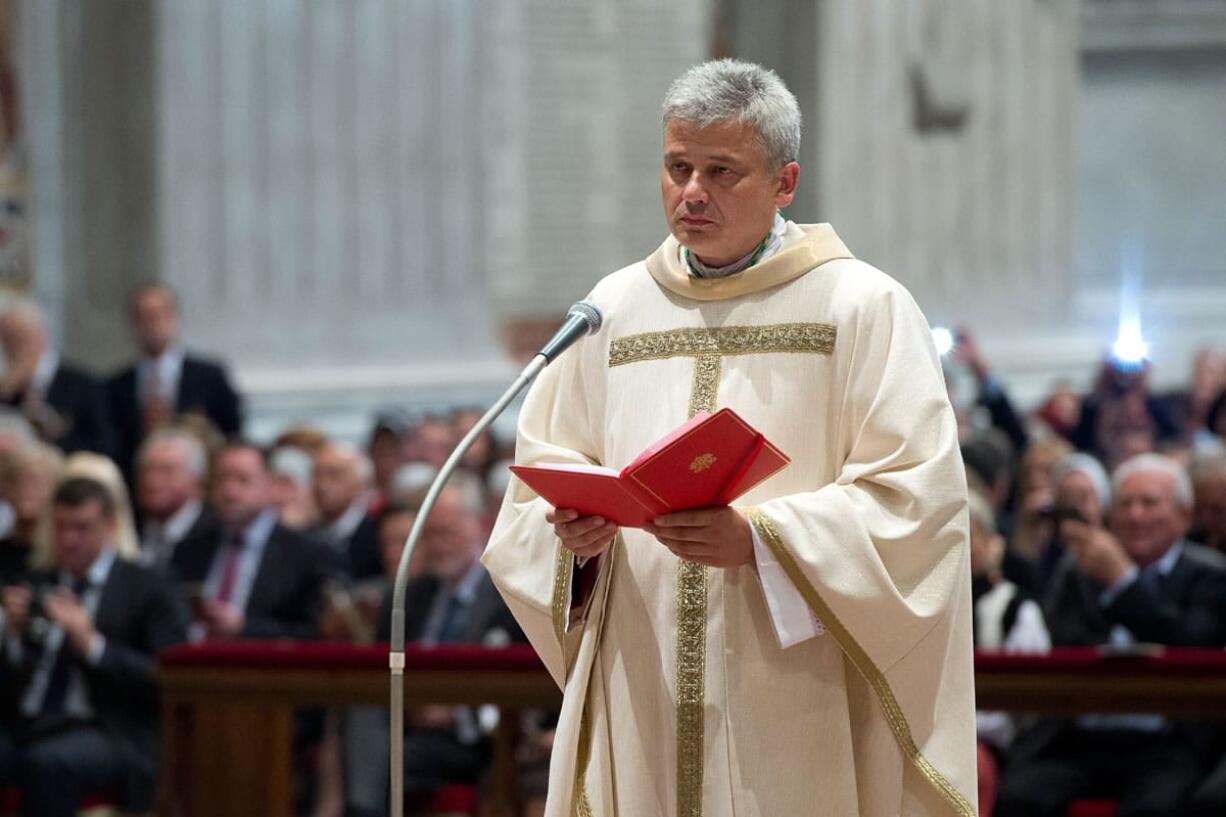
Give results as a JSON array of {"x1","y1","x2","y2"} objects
[
  {"x1": 996, "y1": 453, "x2": 1226, "y2": 817},
  {"x1": 0, "y1": 476, "x2": 188, "y2": 817}
]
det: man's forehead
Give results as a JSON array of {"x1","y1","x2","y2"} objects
[
  {"x1": 663, "y1": 119, "x2": 764, "y2": 160},
  {"x1": 1119, "y1": 469, "x2": 1178, "y2": 498}
]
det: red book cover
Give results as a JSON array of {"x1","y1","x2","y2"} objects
[{"x1": 509, "y1": 408, "x2": 790, "y2": 528}]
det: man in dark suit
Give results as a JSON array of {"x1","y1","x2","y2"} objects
[
  {"x1": 0, "y1": 476, "x2": 188, "y2": 817},
  {"x1": 311, "y1": 441, "x2": 381, "y2": 582},
  {"x1": 106, "y1": 283, "x2": 242, "y2": 480},
  {"x1": 996, "y1": 453, "x2": 1226, "y2": 817},
  {"x1": 0, "y1": 302, "x2": 114, "y2": 457},
  {"x1": 135, "y1": 428, "x2": 221, "y2": 571},
  {"x1": 172, "y1": 441, "x2": 332, "y2": 641},
  {"x1": 343, "y1": 479, "x2": 523, "y2": 817}
]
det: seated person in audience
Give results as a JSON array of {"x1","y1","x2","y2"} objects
[
  {"x1": 1031, "y1": 452, "x2": 1112, "y2": 595},
  {"x1": 1190, "y1": 452, "x2": 1226, "y2": 553},
  {"x1": 0, "y1": 301, "x2": 114, "y2": 458},
  {"x1": 135, "y1": 428, "x2": 220, "y2": 571},
  {"x1": 0, "y1": 477, "x2": 188, "y2": 817},
  {"x1": 172, "y1": 441, "x2": 332, "y2": 641},
  {"x1": 964, "y1": 431, "x2": 1038, "y2": 595},
  {"x1": 311, "y1": 442, "x2": 381, "y2": 582},
  {"x1": 1008, "y1": 436, "x2": 1073, "y2": 572},
  {"x1": 1035, "y1": 379, "x2": 1083, "y2": 442},
  {"x1": 404, "y1": 414, "x2": 456, "y2": 470},
  {"x1": 1073, "y1": 358, "x2": 1179, "y2": 470},
  {"x1": 106, "y1": 283, "x2": 242, "y2": 480},
  {"x1": 320, "y1": 501, "x2": 421, "y2": 644},
  {"x1": 1156, "y1": 346, "x2": 1225, "y2": 443},
  {"x1": 344, "y1": 477, "x2": 523, "y2": 817},
  {"x1": 0, "y1": 441, "x2": 62, "y2": 585},
  {"x1": 968, "y1": 489, "x2": 1050, "y2": 817},
  {"x1": 951, "y1": 327, "x2": 1030, "y2": 455},
  {"x1": 996, "y1": 453, "x2": 1226, "y2": 817},
  {"x1": 53, "y1": 452, "x2": 143, "y2": 563},
  {"x1": 365, "y1": 410, "x2": 412, "y2": 512},
  {"x1": 268, "y1": 444, "x2": 318, "y2": 530}
]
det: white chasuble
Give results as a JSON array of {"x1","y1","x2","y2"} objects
[{"x1": 482, "y1": 223, "x2": 978, "y2": 817}]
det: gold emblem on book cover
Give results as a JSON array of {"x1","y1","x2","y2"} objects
[{"x1": 689, "y1": 453, "x2": 717, "y2": 474}]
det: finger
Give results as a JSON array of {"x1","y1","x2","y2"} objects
[
  {"x1": 562, "y1": 524, "x2": 617, "y2": 551},
  {"x1": 546, "y1": 507, "x2": 580, "y2": 525},
  {"x1": 652, "y1": 510, "x2": 715, "y2": 528},
  {"x1": 569, "y1": 538, "x2": 613, "y2": 558},
  {"x1": 655, "y1": 536, "x2": 707, "y2": 557},
  {"x1": 649, "y1": 528, "x2": 710, "y2": 546},
  {"x1": 556, "y1": 515, "x2": 609, "y2": 540}
]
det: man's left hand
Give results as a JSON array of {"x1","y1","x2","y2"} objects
[
  {"x1": 44, "y1": 590, "x2": 97, "y2": 657},
  {"x1": 645, "y1": 507, "x2": 754, "y2": 568},
  {"x1": 1063, "y1": 519, "x2": 1134, "y2": 587}
]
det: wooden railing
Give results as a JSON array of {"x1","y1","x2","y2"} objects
[{"x1": 157, "y1": 643, "x2": 1226, "y2": 817}]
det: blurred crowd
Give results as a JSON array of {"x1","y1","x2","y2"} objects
[
  {"x1": 949, "y1": 330, "x2": 1226, "y2": 817},
  {"x1": 0, "y1": 284, "x2": 1223, "y2": 816}
]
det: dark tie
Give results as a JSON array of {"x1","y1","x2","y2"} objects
[
  {"x1": 435, "y1": 594, "x2": 467, "y2": 644},
  {"x1": 214, "y1": 535, "x2": 245, "y2": 604}
]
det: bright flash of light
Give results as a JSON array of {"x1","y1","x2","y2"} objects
[
  {"x1": 1112, "y1": 320, "x2": 1149, "y2": 367},
  {"x1": 931, "y1": 326, "x2": 955, "y2": 356}
]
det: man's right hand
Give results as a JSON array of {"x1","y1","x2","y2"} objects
[
  {"x1": 1, "y1": 585, "x2": 32, "y2": 637},
  {"x1": 547, "y1": 507, "x2": 617, "y2": 559}
]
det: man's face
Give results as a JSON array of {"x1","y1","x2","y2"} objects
[
  {"x1": 378, "y1": 510, "x2": 417, "y2": 579},
  {"x1": 212, "y1": 448, "x2": 271, "y2": 528},
  {"x1": 54, "y1": 500, "x2": 115, "y2": 575},
  {"x1": 660, "y1": 118, "x2": 798, "y2": 267},
  {"x1": 420, "y1": 491, "x2": 479, "y2": 580},
  {"x1": 138, "y1": 440, "x2": 200, "y2": 519},
  {"x1": 6, "y1": 463, "x2": 56, "y2": 524},
  {"x1": 132, "y1": 289, "x2": 181, "y2": 357},
  {"x1": 407, "y1": 421, "x2": 454, "y2": 469},
  {"x1": 313, "y1": 447, "x2": 365, "y2": 520},
  {"x1": 1110, "y1": 469, "x2": 1190, "y2": 566},
  {"x1": 1055, "y1": 471, "x2": 1105, "y2": 527}
]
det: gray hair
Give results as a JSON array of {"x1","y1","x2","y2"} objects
[
  {"x1": 1052, "y1": 453, "x2": 1112, "y2": 510},
  {"x1": 662, "y1": 59, "x2": 801, "y2": 170},
  {"x1": 1112, "y1": 453, "x2": 1194, "y2": 509},
  {"x1": 139, "y1": 428, "x2": 208, "y2": 481}
]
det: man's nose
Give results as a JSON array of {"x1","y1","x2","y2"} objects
[{"x1": 682, "y1": 174, "x2": 708, "y2": 205}]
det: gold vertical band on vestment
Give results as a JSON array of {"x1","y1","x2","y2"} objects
[
  {"x1": 676, "y1": 355, "x2": 719, "y2": 817},
  {"x1": 595, "y1": 324, "x2": 836, "y2": 817}
]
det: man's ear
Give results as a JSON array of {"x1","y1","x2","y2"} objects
[{"x1": 774, "y1": 161, "x2": 800, "y2": 208}]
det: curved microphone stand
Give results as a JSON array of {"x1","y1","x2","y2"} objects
[{"x1": 387, "y1": 299, "x2": 600, "y2": 817}]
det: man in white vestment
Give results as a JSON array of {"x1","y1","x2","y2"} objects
[{"x1": 483, "y1": 59, "x2": 978, "y2": 817}]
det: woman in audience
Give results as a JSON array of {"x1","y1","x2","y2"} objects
[
  {"x1": 30, "y1": 452, "x2": 139, "y2": 567},
  {"x1": 0, "y1": 440, "x2": 63, "y2": 583}
]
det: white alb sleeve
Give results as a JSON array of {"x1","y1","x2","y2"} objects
[{"x1": 752, "y1": 525, "x2": 825, "y2": 648}]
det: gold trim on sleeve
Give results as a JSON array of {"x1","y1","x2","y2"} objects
[
  {"x1": 746, "y1": 508, "x2": 976, "y2": 817},
  {"x1": 608, "y1": 323, "x2": 836, "y2": 367}
]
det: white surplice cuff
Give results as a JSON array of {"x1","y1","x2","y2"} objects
[{"x1": 751, "y1": 525, "x2": 825, "y2": 648}]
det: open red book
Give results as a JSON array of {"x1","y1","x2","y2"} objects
[{"x1": 509, "y1": 408, "x2": 790, "y2": 528}]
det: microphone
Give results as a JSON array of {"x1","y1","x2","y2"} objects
[{"x1": 536, "y1": 300, "x2": 603, "y2": 362}]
